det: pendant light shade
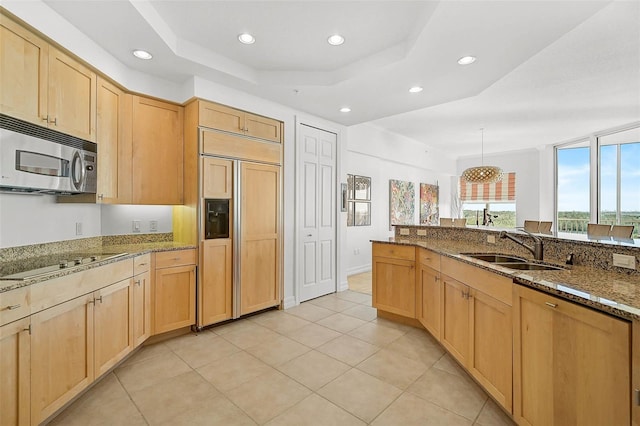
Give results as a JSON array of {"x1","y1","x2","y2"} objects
[{"x1": 461, "y1": 128, "x2": 503, "y2": 184}]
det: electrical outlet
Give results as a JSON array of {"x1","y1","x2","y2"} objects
[
  {"x1": 150, "y1": 220, "x2": 158, "y2": 232},
  {"x1": 75, "y1": 222, "x2": 82, "y2": 236},
  {"x1": 399, "y1": 228, "x2": 410, "y2": 235},
  {"x1": 417, "y1": 229, "x2": 427, "y2": 236},
  {"x1": 487, "y1": 235, "x2": 496, "y2": 244},
  {"x1": 132, "y1": 220, "x2": 141, "y2": 233},
  {"x1": 612, "y1": 253, "x2": 636, "y2": 269}
]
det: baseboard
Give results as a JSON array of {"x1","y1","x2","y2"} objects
[
  {"x1": 338, "y1": 280, "x2": 349, "y2": 292},
  {"x1": 347, "y1": 264, "x2": 371, "y2": 276},
  {"x1": 283, "y1": 296, "x2": 297, "y2": 309}
]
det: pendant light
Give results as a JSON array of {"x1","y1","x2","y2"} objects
[{"x1": 461, "y1": 128, "x2": 503, "y2": 183}]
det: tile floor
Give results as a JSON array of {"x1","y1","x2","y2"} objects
[
  {"x1": 49, "y1": 290, "x2": 515, "y2": 425},
  {"x1": 347, "y1": 271, "x2": 372, "y2": 295}
]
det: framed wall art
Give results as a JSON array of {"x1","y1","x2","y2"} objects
[
  {"x1": 420, "y1": 183, "x2": 439, "y2": 225},
  {"x1": 389, "y1": 179, "x2": 415, "y2": 230},
  {"x1": 346, "y1": 174, "x2": 371, "y2": 226}
]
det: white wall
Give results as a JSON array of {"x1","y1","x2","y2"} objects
[
  {"x1": 345, "y1": 124, "x2": 457, "y2": 275},
  {"x1": 456, "y1": 149, "x2": 542, "y2": 227}
]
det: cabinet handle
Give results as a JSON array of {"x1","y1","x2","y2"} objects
[
  {"x1": 5, "y1": 304, "x2": 21, "y2": 310},
  {"x1": 135, "y1": 279, "x2": 141, "y2": 286},
  {"x1": 634, "y1": 389, "x2": 640, "y2": 406},
  {"x1": 42, "y1": 115, "x2": 49, "y2": 122},
  {"x1": 48, "y1": 117, "x2": 57, "y2": 125},
  {"x1": 97, "y1": 194, "x2": 104, "y2": 200},
  {"x1": 434, "y1": 276, "x2": 440, "y2": 282},
  {"x1": 95, "y1": 296, "x2": 103, "y2": 304},
  {"x1": 138, "y1": 263, "x2": 147, "y2": 266},
  {"x1": 545, "y1": 302, "x2": 557, "y2": 308}
]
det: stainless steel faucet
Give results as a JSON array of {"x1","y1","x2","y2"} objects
[{"x1": 499, "y1": 229, "x2": 544, "y2": 260}]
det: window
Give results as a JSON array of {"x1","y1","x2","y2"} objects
[
  {"x1": 459, "y1": 172, "x2": 516, "y2": 228},
  {"x1": 346, "y1": 174, "x2": 371, "y2": 226},
  {"x1": 555, "y1": 124, "x2": 640, "y2": 238}
]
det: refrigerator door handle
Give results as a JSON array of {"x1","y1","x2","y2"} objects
[{"x1": 232, "y1": 160, "x2": 242, "y2": 319}]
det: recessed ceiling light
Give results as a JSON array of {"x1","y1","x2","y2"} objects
[
  {"x1": 132, "y1": 49, "x2": 153, "y2": 60},
  {"x1": 327, "y1": 34, "x2": 345, "y2": 46},
  {"x1": 457, "y1": 56, "x2": 477, "y2": 65},
  {"x1": 238, "y1": 33, "x2": 256, "y2": 44},
  {"x1": 409, "y1": 86, "x2": 423, "y2": 93},
  {"x1": 340, "y1": 107, "x2": 351, "y2": 113}
]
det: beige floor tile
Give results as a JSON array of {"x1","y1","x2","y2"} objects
[
  {"x1": 166, "y1": 331, "x2": 241, "y2": 369},
  {"x1": 341, "y1": 304, "x2": 378, "y2": 321},
  {"x1": 245, "y1": 334, "x2": 311, "y2": 366},
  {"x1": 129, "y1": 371, "x2": 220, "y2": 425},
  {"x1": 115, "y1": 351, "x2": 192, "y2": 393},
  {"x1": 265, "y1": 394, "x2": 366, "y2": 426},
  {"x1": 284, "y1": 323, "x2": 342, "y2": 348},
  {"x1": 196, "y1": 351, "x2": 275, "y2": 392},
  {"x1": 226, "y1": 369, "x2": 312, "y2": 424},
  {"x1": 285, "y1": 302, "x2": 336, "y2": 322},
  {"x1": 277, "y1": 350, "x2": 350, "y2": 390},
  {"x1": 219, "y1": 322, "x2": 281, "y2": 349},
  {"x1": 120, "y1": 341, "x2": 171, "y2": 367},
  {"x1": 49, "y1": 373, "x2": 146, "y2": 426},
  {"x1": 407, "y1": 367, "x2": 488, "y2": 421},
  {"x1": 158, "y1": 394, "x2": 256, "y2": 426},
  {"x1": 308, "y1": 295, "x2": 359, "y2": 312},
  {"x1": 250, "y1": 310, "x2": 311, "y2": 334},
  {"x1": 475, "y1": 399, "x2": 516, "y2": 426},
  {"x1": 356, "y1": 348, "x2": 428, "y2": 390},
  {"x1": 347, "y1": 322, "x2": 406, "y2": 347},
  {"x1": 384, "y1": 334, "x2": 445, "y2": 366},
  {"x1": 318, "y1": 369, "x2": 402, "y2": 423},
  {"x1": 433, "y1": 353, "x2": 467, "y2": 378},
  {"x1": 369, "y1": 317, "x2": 416, "y2": 333},
  {"x1": 209, "y1": 318, "x2": 255, "y2": 335},
  {"x1": 317, "y1": 312, "x2": 368, "y2": 333},
  {"x1": 371, "y1": 392, "x2": 473, "y2": 426},
  {"x1": 335, "y1": 290, "x2": 373, "y2": 305},
  {"x1": 317, "y1": 334, "x2": 380, "y2": 366}
]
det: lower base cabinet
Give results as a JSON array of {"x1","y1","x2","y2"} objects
[
  {"x1": 153, "y1": 250, "x2": 197, "y2": 334},
  {"x1": 199, "y1": 239, "x2": 232, "y2": 327},
  {"x1": 0, "y1": 317, "x2": 30, "y2": 426},
  {"x1": 513, "y1": 285, "x2": 631, "y2": 426}
]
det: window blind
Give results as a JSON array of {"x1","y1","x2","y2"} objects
[{"x1": 459, "y1": 172, "x2": 516, "y2": 202}]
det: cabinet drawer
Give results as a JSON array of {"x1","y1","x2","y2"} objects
[
  {"x1": 155, "y1": 249, "x2": 196, "y2": 269},
  {"x1": 441, "y1": 257, "x2": 512, "y2": 306},
  {"x1": 0, "y1": 287, "x2": 30, "y2": 326},
  {"x1": 372, "y1": 243, "x2": 415, "y2": 261},
  {"x1": 134, "y1": 253, "x2": 151, "y2": 275},
  {"x1": 418, "y1": 248, "x2": 440, "y2": 270}
]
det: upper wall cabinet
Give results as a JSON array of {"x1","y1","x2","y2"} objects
[
  {"x1": 198, "y1": 100, "x2": 282, "y2": 143},
  {"x1": 0, "y1": 14, "x2": 96, "y2": 141},
  {"x1": 131, "y1": 95, "x2": 184, "y2": 205}
]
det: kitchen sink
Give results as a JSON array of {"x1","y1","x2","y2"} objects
[
  {"x1": 496, "y1": 262, "x2": 564, "y2": 271},
  {"x1": 462, "y1": 253, "x2": 526, "y2": 263}
]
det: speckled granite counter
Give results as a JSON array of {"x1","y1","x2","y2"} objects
[
  {"x1": 373, "y1": 238, "x2": 640, "y2": 321},
  {"x1": 0, "y1": 237, "x2": 196, "y2": 293}
]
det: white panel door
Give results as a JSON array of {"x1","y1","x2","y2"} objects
[{"x1": 298, "y1": 124, "x2": 337, "y2": 302}]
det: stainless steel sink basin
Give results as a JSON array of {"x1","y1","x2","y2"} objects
[
  {"x1": 462, "y1": 253, "x2": 526, "y2": 263},
  {"x1": 495, "y1": 262, "x2": 564, "y2": 271}
]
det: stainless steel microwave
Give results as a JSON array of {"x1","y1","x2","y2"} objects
[{"x1": 0, "y1": 114, "x2": 97, "y2": 195}]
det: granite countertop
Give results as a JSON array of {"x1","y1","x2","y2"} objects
[
  {"x1": 0, "y1": 241, "x2": 196, "y2": 293},
  {"x1": 373, "y1": 238, "x2": 640, "y2": 321}
]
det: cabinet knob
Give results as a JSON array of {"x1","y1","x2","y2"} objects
[
  {"x1": 5, "y1": 304, "x2": 21, "y2": 310},
  {"x1": 545, "y1": 302, "x2": 557, "y2": 308}
]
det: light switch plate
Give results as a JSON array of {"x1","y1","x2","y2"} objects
[
  {"x1": 150, "y1": 220, "x2": 158, "y2": 232},
  {"x1": 132, "y1": 220, "x2": 141, "y2": 233},
  {"x1": 399, "y1": 228, "x2": 410, "y2": 235},
  {"x1": 75, "y1": 222, "x2": 82, "y2": 236},
  {"x1": 417, "y1": 229, "x2": 427, "y2": 236},
  {"x1": 613, "y1": 253, "x2": 636, "y2": 269}
]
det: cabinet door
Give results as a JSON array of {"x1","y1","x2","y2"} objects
[
  {"x1": 31, "y1": 294, "x2": 94, "y2": 424},
  {"x1": 0, "y1": 317, "x2": 30, "y2": 426},
  {"x1": 96, "y1": 77, "x2": 131, "y2": 203},
  {"x1": 469, "y1": 289, "x2": 512, "y2": 413},
  {"x1": 132, "y1": 96, "x2": 184, "y2": 205},
  {"x1": 417, "y1": 264, "x2": 440, "y2": 339},
  {"x1": 440, "y1": 275, "x2": 469, "y2": 365},
  {"x1": 200, "y1": 239, "x2": 233, "y2": 326},
  {"x1": 48, "y1": 47, "x2": 96, "y2": 141},
  {"x1": 514, "y1": 285, "x2": 630, "y2": 426},
  {"x1": 94, "y1": 279, "x2": 133, "y2": 377},
  {"x1": 372, "y1": 256, "x2": 416, "y2": 318},
  {"x1": 0, "y1": 15, "x2": 48, "y2": 125},
  {"x1": 153, "y1": 265, "x2": 196, "y2": 334},
  {"x1": 199, "y1": 101, "x2": 244, "y2": 135},
  {"x1": 245, "y1": 112, "x2": 281, "y2": 142},
  {"x1": 132, "y1": 270, "x2": 151, "y2": 347},
  {"x1": 633, "y1": 320, "x2": 639, "y2": 426},
  {"x1": 202, "y1": 157, "x2": 233, "y2": 199},
  {"x1": 240, "y1": 162, "x2": 281, "y2": 315}
]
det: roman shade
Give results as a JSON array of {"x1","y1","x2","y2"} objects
[{"x1": 460, "y1": 172, "x2": 516, "y2": 202}]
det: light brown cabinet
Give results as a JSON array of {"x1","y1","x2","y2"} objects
[
  {"x1": 0, "y1": 14, "x2": 96, "y2": 141},
  {"x1": 513, "y1": 284, "x2": 630, "y2": 426},
  {"x1": 372, "y1": 243, "x2": 416, "y2": 318},
  {"x1": 202, "y1": 157, "x2": 233, "y2": 199},
  {"x1": 200, "y1": 239, "x2": 233, "y2": 325},
  {"x1": 132, "y1": 254, "x2": 151, "y2": 347},
  {"x1": 198, "y1": 100, "x2": 281, "y2": 142},
  {"x1": 440, "y1": 275, "x2": 470, "y2": 364},
  {"x1": 416, "y1": 248, "x2": 441, "y2": 339},
  {"x1": 131, "y1": 95, "x2": 184, "y2": 205},
  {"x1": 0, "y1": 317, "x2": 31, "y2": 426},
  {"x1": 152, "y1": 250, "x2": 196, "y2": 334},
  {"x1": 634, "y1": 320, "x2": 639, "y2": 426}
]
